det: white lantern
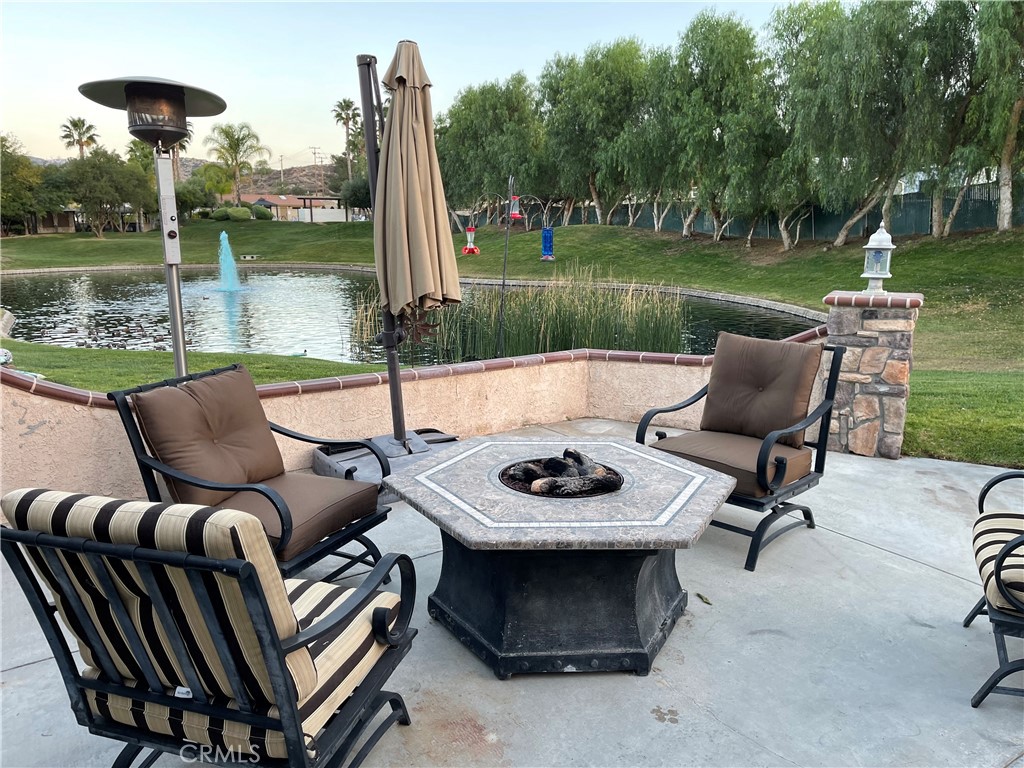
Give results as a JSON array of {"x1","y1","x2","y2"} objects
[{"x1": 862, "y1": 223, "x2": 895, "y2": 294}]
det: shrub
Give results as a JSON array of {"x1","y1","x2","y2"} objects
[
  {"x1": 251, "y1": 205, "x2": 273, "y2": 221},
  {"x1": 226, "y1": 207, "x2": 252, "y2": 222},
  {"x1": 196, "y1": 209, "x2": 211, "y2": 219},
  {"x1": 238, "y1": 200, "x2": 253, "y2": 210},
  {"x1": 210, "y1": 208, "x2": 230, "y2": 221}
]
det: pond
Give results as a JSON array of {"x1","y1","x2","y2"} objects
[{"x1": 0, "y1": 269, "x2": 813, "y2": 365}]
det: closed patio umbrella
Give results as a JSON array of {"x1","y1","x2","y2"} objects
[{"x1": 357, "y1": 41, "x2": 460, "y2": 457}]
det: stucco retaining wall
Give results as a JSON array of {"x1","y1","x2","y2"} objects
[{"x1": 0, "y1": 330, "x2": 828, "y2": 498}]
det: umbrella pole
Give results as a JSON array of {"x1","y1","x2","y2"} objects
[{"x1": 380, "y1": 309, "x2": 408, "y2": 447}]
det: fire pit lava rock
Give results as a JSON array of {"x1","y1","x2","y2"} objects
[{"x1": 499, "y1": 448, "x2": 624, "y2": 498}]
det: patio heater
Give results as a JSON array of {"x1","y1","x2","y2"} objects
[{"x1": 79, "y1": 77, "x2": 226, "y2": 376}]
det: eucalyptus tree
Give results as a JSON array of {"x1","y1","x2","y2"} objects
[
  {"x1": 767, "y1": 1, "x2": 842, "y2": 249},
  {"x1": 331, "y1": 98, "x2": 360, "y2": 180},
  {"x1": 436, "y1": 72, "x2": 544, "y2": 219},
  {"x1": 608, "y1": 46, "x2": 685, "y2": 230},
  {"x1": 971, "y1": 1, "x2": 1024, "y2": 231},
  {"x1": 202, "y1": 122, "x2": 270, "y2": 205},
  {"x1": 60, "y1": 117, "x2": 99, "y2": 159},
  {"x1": 671, "y1": 11, "x2": 775, "y2": 242},
  {"x1": 540, "y1": 39, "x2": 647, "y2": 224}
]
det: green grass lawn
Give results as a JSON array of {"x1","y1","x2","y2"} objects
[{"x1": 2, "y1": 221, "x2": 1022, "y2": 466}]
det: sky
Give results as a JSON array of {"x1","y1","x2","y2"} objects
[{"x1": 1, "y1": 1, "x2": 780, "y2": 166}]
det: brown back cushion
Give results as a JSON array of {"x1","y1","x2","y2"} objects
[
  {"x1": 132, "y1": 366, "x2": 285, "y2": 506},
  {"x1": 700, "y1": 332, "x2": 823, "y2": 448}
]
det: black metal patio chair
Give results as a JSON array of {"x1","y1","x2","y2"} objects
[
  {"x1": 962, "y1": 470, "x2": 1024, "y2": 707},
  {"x1": 636, "y1": 332, "x2": 845, "y2": 571},
  {"x1": 108, "y1": 364, "x2": 391, "y2": 581},
  {"x1": 0, "y1": 488, "x2": 417, "y2": 768}
]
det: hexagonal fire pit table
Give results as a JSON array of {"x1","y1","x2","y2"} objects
[{"x1": 383, "y1": 436, "x2": 736, "y2": 679}]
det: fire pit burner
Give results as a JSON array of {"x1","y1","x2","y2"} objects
[{"x1": 499, "y1": 449, "x2": 624, "y2": 498}]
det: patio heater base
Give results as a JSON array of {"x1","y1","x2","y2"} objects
[{"x1": 427, "y1": 531, "x2": 687, "y2": 679}]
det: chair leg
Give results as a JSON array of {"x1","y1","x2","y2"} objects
[
  {"x1": 111, "y1": 744, "x2": 161, "y2": 768},
  {"x1": 327, "y1": 690, "x2": 411, "y2": 768},
  {"x1": 971, "y1": 629, "x2": 1024, "y2": 707},
  {"x1": 963, "y1": 596, "x2": 987, "y2": 628},
  {"x1": 742, "y1": 502, "x2": 815, "y2": 572}
]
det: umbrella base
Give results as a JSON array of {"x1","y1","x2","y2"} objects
[{"x1": 314, "y1": 429, "x2": 459, "y2": 490}]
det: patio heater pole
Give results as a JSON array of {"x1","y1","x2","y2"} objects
[
  {"x1": 153, "y1": 145, "x2": 188, "y2": 376},
  {"x1": 358, "y1": 54, "x2": 409, "y2": 450}
]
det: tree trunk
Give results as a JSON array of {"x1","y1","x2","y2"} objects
[
  {"x1": 605, "y1": 198, "x2": 621, "y2": 225},
  {"x1": 345, "y1": 122, "x2": 353, "y2": 180},
  {"x1": 681, "y1": 205, "x2": 700, "y2": 237},
  {"x1": 712, "y1": 217, "x2": 733, "y2": 242},
  {"x1": 448, "y1": 207, "x2": 465, "y2": 234},
  {"x1": 561, "y1": 198, "x2": 576, "y2": 226},
  {"x1": 996, "y1": 96, "x2": 1023, "y2": 231},
  {"x1": 930, "y1": 187, "x2": 944, "y2": 238},
  {"x1": 234, "y1": 168, "x2": 242, "y2": 206},
  {"x1": 626, "y1": 199, "x2": 641, "y2": 227},
  {"x1": 832, "y1": 186, "x2": 885, "y2": 247},
  {"x1": 587, "y1": 174, "x2": 604, "y2": 224},
  {"x1": 942, "y1": 174, "x2": 972, "y2": 238},
  {"x1": 779, "y1": 211, "x2": 793, "y2": 252},
  {"x1": 745, "y1": 221, "x2": 756, "y2": 248},
  {"x1": 652, "y1": 194, "x2": 672, "y2": 233},
  {"x1": 881, "y1": 176, "x2": 898, "y2": 230}
]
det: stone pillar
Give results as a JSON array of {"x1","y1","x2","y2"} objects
[{"x1": 823, "y1": 291, "x2": 924, "y2": 459}]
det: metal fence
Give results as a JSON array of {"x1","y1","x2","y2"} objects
[{"x1": 469, "y1": 182, "x2": 1022, "y2": 240}]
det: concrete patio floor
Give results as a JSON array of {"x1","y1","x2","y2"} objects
[{"x1": 2, "y1": 418, "x2": 1022, "y2": 767}]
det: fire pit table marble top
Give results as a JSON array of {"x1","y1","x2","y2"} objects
[{"x1": 383, "y1": 436, "x2": 736, "y2": 551}]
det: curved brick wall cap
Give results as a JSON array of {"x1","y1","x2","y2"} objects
[{"x1": 0, "y1": 327, "x2": 826, "y2": 407}]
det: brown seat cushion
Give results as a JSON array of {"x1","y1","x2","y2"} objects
[
  {"x1": 131, "y1": 366, "x2": 285, "y2": 507},
  {"x1": 221, "y1": 472, "x2": 380, "y2": 561},
  {"x1": 653, "y1": 431, "x2": 813, "y2": 498},
  {"x1": 701, "y1": 332, "x2": 823, "y2": 448}
]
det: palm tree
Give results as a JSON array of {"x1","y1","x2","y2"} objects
[
  {"x1": 60, "y1": 117, "x2": 99, "y2": 159},
  {"x1": 202, "y1": 122, "x2": 270, "y2": 205},
  {"x1": 332, "y1": 99, "x2": 360, "y2": 180},
  {"x1": 171, "y1": 120, "x2": 194, "y2": 182}
]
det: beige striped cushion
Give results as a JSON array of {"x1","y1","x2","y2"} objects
[
  {"x1": 81, "y1": 579, "x2": 400, "y2": 759},
  {"x1": 0, "y1": 489, "x2": 318, "y2": 703},
  {"x1": 972, "y1": 510, "x2": 1024, "y2": 615}
]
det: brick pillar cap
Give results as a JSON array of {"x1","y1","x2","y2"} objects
[{"x1": 824, "y1": 291, "x2": 924, "y2": 309}]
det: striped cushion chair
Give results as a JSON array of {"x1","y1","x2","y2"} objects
[
  {"x1": 962, "y1": 471, "x2": 1024, "y2": 707},
  {"x1": 0, "y1": 488, "x2": 417, "y2": 767}
]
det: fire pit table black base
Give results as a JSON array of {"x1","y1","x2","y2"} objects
[{"x1": 427, "y1": 531, "x2": 687, "y2": 679}]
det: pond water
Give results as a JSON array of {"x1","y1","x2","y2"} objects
[{"x1": 0, "y1": 269, "x2": 812, "y2": 365}]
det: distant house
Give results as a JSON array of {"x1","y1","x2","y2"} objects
[
  {"x1": 37, "y1": 209, "x2": 76, "y2": 234},
  {"x1": 233, "y1": 194, "x2": 307, "y2": 222}
]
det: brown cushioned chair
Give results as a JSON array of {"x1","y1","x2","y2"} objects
[
  {"x1": 962, "y1": 471, "x2": 1024, "y2": 707},
  {"x1": 108, "y1": 364, "x2": 391, "y2": 580},
  {"x1": 0, "y1": 488, "x2": 416, "y2": 768},
  {"x1": 637, "y1": 332, "x2": 846, "y2": 571}
]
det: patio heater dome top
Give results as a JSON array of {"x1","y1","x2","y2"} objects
[{"x1": 79, "y1": 76, "x2": 226, "y2": 147}]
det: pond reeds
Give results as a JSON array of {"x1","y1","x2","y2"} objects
[{"x1": 352, "y1": 264, "x2": 691, "y2": 365}]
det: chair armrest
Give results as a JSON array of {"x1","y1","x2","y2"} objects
[
  {"x1": 268, "y1": 422, "x2": 392, "y2": 479},
  {"x1": 979, "y1": 471, "x2": 1024, "y2": 516},
  {"x1": 994, "y1": 534, "x2": 1024, "y2": 614},
  {"x1": 135, "y1": 455, "x2": 295, "y2": 554},
  {"x1": 279, "y1": 553, "x2": 416, "y2": 653},
  {"x1": 635, "y1": 385, "x2": 709, "y2": 444},
  {"x1": 755, "y1": 398, "x2": 834, "y2": 493}
]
